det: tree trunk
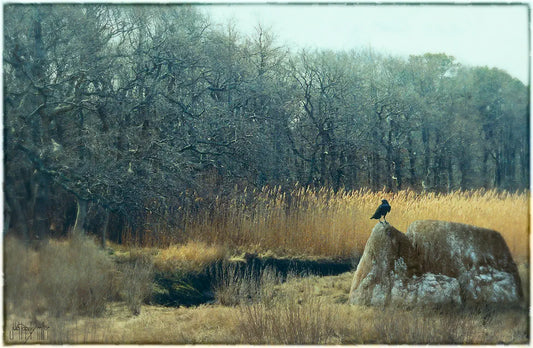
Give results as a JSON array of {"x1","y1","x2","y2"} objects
[
  {"x1": 457, "y1": 154, "x2": 470, "y2": 189},
  {"x1": 32, "y1": 8, "x2": 48, "y2": 145},
  {"x1": 493, "y1": 154, "x2": 501, "y2": 188},
  {"x1": 101, "y1": 210, "x2": 110, "y2": 248},
  {"x1": 4, "y1": 200, "x2": 11, "y2": 236},
  {"x1": 407, "y1": 135, "x2": 417, "y2": 187},
  {"x1": 393, "y1": 159, "x2": 402, "y2": 191},
  {"x1": 422, "y1": 127, "x2": 432, "y2": 188},
  {"x1": 73, "y1": 198, "x2": 88, "y2": 234},
  {"x1": 33, "y1": 192, "x2": 49, "y2": 241},
  {"x1": 31, "y1": 174, "x2": 49, "y2": 242},
  {"x1": 5, "y1": 186, "x2": 29, "y2": 241},
  {"x1": 519, "y1": 138, "x2": 529, "y2": 188},
  {"x1": 386, "y1": 126, "x2": 394, "y2": 191},
  {"x1": 446, "y1": 157, "x2": 453, "y2": 193}
]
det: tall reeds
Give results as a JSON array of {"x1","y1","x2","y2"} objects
[{"x1": 130, "y1": 186, "x2": 528, "y2": 261}]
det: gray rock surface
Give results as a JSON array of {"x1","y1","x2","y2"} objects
[{"x1": 349, "y1": 220, "x2": 522, "y2": 307}]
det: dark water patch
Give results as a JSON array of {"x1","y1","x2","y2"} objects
[
  {"x1": 150, "y1": 255, "x2": 358, "y2": 307},
  {"x1": 244, "y1": 255, "x2": 355, "y2": 278},
  {"x1": 152, "y1": 271, "x2": 213, "y2": 306}
]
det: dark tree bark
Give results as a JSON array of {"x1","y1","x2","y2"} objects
[{"x1": 73, "y1": 198, "x2": 88, "y2": 234}]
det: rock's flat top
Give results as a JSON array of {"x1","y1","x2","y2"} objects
[{"x1": 407, "y1": 220, "x2": 517, "y2": 278}]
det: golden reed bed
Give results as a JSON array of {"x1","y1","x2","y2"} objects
[{"x1": 132, "y1": 187, "x2": 528, "y2": 261}]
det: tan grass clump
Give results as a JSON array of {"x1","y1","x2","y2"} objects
[{"x1": 153, "y1": 241, "x2": 227, "y2": 273}]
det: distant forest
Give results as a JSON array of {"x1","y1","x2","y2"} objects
[{"x1": 4, "y1": 5, "x2": 529, "y2": 241}]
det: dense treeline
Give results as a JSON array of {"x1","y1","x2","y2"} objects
[{"x1": 4, "y1": 5, "x2": 529, "y2": 242}]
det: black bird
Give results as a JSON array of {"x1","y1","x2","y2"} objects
[{"x1": 370, "y1": 199, "x2": 391, "y2": 224}]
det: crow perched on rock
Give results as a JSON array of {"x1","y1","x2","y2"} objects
[{"x1": 370, "y1": 199, "x2": 391, "y2": 224}]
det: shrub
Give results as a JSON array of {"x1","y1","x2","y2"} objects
[
  {"x1": 234, "y1": 272, "x2": 339, "y2": 344},
  {"x1": 5, "y1": 234, "x2": 117, "y2": 318},
  {"x1": 118, "y1": 256, "x2": 154, "y2": 315},
  {"x1": 237, "y1": 284, "x2": 338, "y2": 344},
  {"x1": 212, "y1": 261, "x2": 280, "y2": 306},
  {"x1": 4, "y1": 236, "x2": 39, "y2": 315}
]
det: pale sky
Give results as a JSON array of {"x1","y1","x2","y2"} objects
[{"x1": 201, "y1": 4, "x2": 530, "y2": 85}]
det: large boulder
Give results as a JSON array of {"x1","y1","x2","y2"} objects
[{"x1": 349, "y1": 220, "x2": 522, "y2": 307}]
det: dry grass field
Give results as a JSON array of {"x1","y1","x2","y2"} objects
[
  {"x1": 5, "y1": 270, "x2": 529, "y2": 344},
  {"x1": 4, "y1": 188, "x2": 530, "y2": 344}
]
